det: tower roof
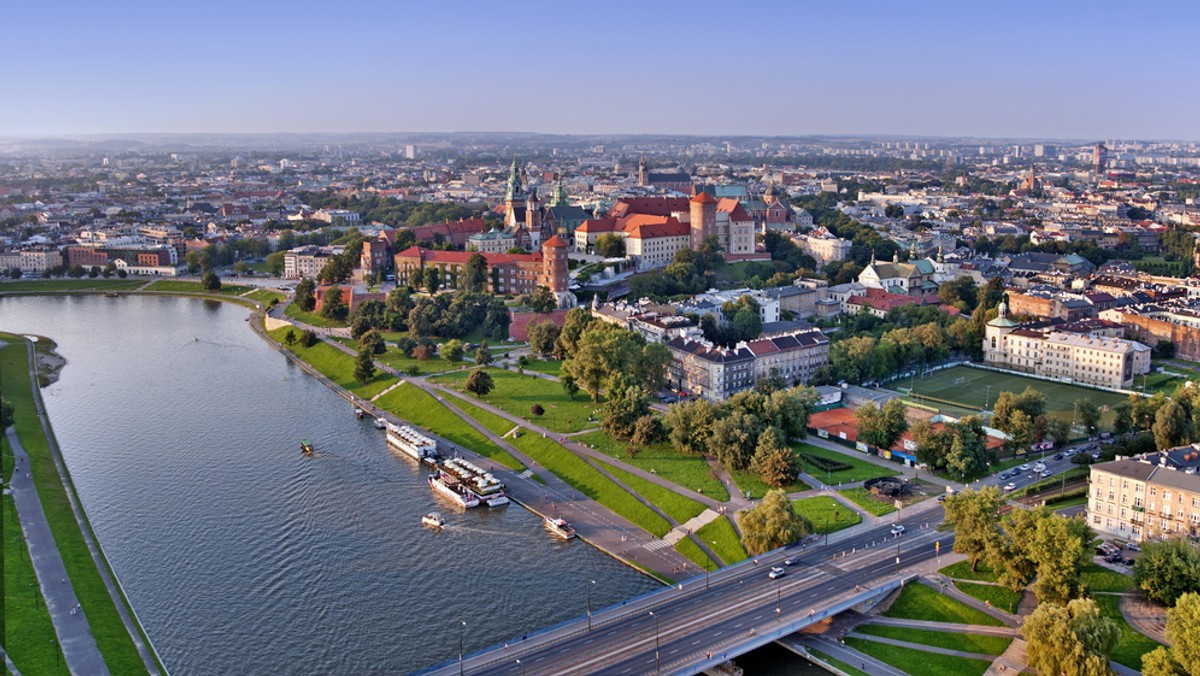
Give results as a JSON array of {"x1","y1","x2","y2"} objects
[
  {"x1": 543, "y1": 235, "x2": 568, "y2": 248},
  {"x1": 690, "y1": 191, "x2": 717, "y2": 204}
]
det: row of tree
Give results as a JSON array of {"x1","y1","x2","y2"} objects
[{"x1": 554, "y1": 309, "x2": 672, "y2": 401}]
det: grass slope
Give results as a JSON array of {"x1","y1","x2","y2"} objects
[
  {"x1": 882, "y1": 582, "x2": 1003, "y2": 626},
  {"x1": 673, "y1": 537, "x2": 717, "y2": 571},
  {"x1": 244, "y1": 289, "x2": 286, "y2": 304},
  {"x1": 4, "y1": 493, "x2": 69, "y2": 674},
  {"x1": 431, "y1": 367, "x2": 604, "y2": 433},
  {"x1": 838, "y1": 487, "x2": 897, "y2": 516},
  {"x1": 695, "y1": 515, "x2": 748, "y2": 566},
  {"x1": 574, "y1": 431, "x2": 728, "y2": 500},
  {"x1": 283, "y1": 303, "x2": 348, "y2": 328},
  {"x1": 270, "y1": 328, "x2": 395, "y2": 398},
  {"x1": 953, "y1": 581, "x2": 1022, "y2": 614},
  {"x1": 729, "y1": 468, "x2": 810, "y2": 500},
  {"x1": 856, "y1": 624, "x2": 1012, "y2": 655},
  {"x1": 144, "y1": 279, "x2": 253, "y2": 295},
  {"x1": 791, "y1": 496, "x2": 863, "y2": 535},
  {"x1": 939, "y1": 560, "x2": 1001, "y2": 583},
  {"x1": 845, "y1": 637, "x2": 992, "y2": 676},
  {"x1": 1081, "y1": 563, "x2": 1133, "y2": 593},
  {"x1": 373, "y1": 384, "x2": 522, "y2": 470},
  {"x1": 522, "y1": 359, "x2": 562, "y2": 377},
  {"x1": 595, "y1": 459, "x2": 706, "y2": 525},
  {"x1": 0, "y1": 279, "x2": 143, "y2": 292}
]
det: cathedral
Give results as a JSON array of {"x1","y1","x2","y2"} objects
[{"x1": 496, "y1": 160, "x2": 591, "y2": 251}]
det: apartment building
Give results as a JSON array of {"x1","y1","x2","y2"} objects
[
  {"x1": 1089, "y1": 448, "x2": 1200, "y2": 543},
  {"x1": 0, "y1": 248, "x2": 62, "y2": 274},
  {"x1": 283, "y1": 245, "x2": 342, "y2": 280},
  {"x1": 664, "y1": 328, "x2": 829, "y2": 401}
]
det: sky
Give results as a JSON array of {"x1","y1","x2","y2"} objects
[{"x1": 2, "y1": 0, "x2": 1197, "y2": 139}]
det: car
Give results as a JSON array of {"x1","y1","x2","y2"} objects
[
  {"x1": 1034, "y1": 463, "x2": 1046, "y2": 472},
  {"x1": 1019, "y1": 463, "x2": 1031, "y2": 471},
  {"x1": 998, "y1": 469, "x2": 1013, "y2": 479},
  {"x1": 768, "y1": 567, "x2": 786, "y2": 579},
  {"x1": 890, "y1": 524, "x2": 906, "y2": 536},
  {"x1": 1125, "y1": 543, "x2": 1141, "y2": 552},
  {"x1": 783, "y1": 556, "x2": 797, "y2": 566},
  {"x1": 936, "y1": 494, "x2": 947, "y2": 503},
  {"x1": 1065, "y1": 449, "x2": 1078, "y2": 457},
  {"x1": 1105, "y1": 553, "x2": 1123, "y2": 563},
  {"x1": 1053, "y1": 453, "x2": 1064, "y2": 461},
  {"x1": 1091, "y1": 452, "x2": 1101, "y2": 460},
  {"x1": 1040, "y1": 470, "x2": 1053, "y2": 478},
  {"x1": 1122, "y1": 557, "x2": 1136, "y2": 566},
  {"x1": 1004, "y1": 482, "x2": 1017, "y2": 492}
]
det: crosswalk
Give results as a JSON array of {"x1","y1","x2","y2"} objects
[{"x1": 644, "y1": 539, "x2": 672, "y2": 552}]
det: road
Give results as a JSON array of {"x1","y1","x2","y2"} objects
[{"x1": 421, "y1": 504, "x2": 953, "y2": 675}]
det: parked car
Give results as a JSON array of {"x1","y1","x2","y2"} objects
[
  {"x1": 768, "y1": 566, "x2": 786, "y2": 579},
  {"x1": 1125, "y1": 543, "x2": 1141, "y2": 552},
  {"x1": 1053, "y1": 453, "x2": 1065, "y2": 461}
]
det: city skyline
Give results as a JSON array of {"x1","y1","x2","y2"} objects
[{"x1": 4, "y1": 0, "x2": 1198, "y2": 140}]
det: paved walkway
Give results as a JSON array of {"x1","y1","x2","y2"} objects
[
  {"x1": 783, "y1": 633, "x2": 908, "y2": 676},
  {"x1": 662, "y1": 509, "x2": 721, "y2": 546},
  {"x1": 1119, "y1": 592, "x2": 1169, "y2": 645},
  {"x1": 862, "y1": 617, "x2": 1018, "y2": 637},
  {"x1": 7, "y1": 428, "x2": 109, "y2": 675},
  {"x1": 845, "y1": 631, "x2": 999, "y2": 661}
]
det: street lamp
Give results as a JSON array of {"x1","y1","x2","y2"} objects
[
  {"x1": 895, "y1": 543, "x2": 901, "y2": 575},
  {"x1": 515, "y1": 659, "x2": 524, "y2": 676},
  {"x1": 458, "y1": 620, "x2": 466, "y2": 676},
  {"x1": 776, "y1": 577, "x2": 783, "y2": 619},
  {"x1": 985, "y1": 384, "x2": 992, "y2": 411},
  {"x1": 649, "y1": 611, "x2": 660, "y2": 672},
  {"x1": 586, "y1": 579, "x2": 596, "y2": 630}
]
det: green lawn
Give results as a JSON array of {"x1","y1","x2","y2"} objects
[
  {"x1": 144, "y1": 279, "x2": 253, "y2": 295},
  {"x1": 1094, "y1": 593, "x2": 1163, "y2": 670},
  {"x1": 730, "y1": 468, "x2": 810, "y2": 500},
  {"x1": 523, "y1": 359, "x2": 563, "y2": 377},
  {"x1": 376, "y1": 347, "x2": 439, "y2": 376},
  {"x1": 244, "y1": 289, "x2": 286, "y2": 304},
  {"x1": 806, "y1": 649, "x2": 870, "y2": 676},
  {"x1": 0, "y1": 338, "x2": 152, "y2": 674},
  {"x1": 940, "y1": 560, "x2": 1001, "y2": 583},
  {"x1": 908, "y1": 364, "x2": 1128, "y2": 425},
  {"x1": 373, "y1": 383, "x2": 523, "y2": 470},
  {"x1": 0, "y1": 278, "x2": 143, "y2": 292},
  {"x1": 845, "y1": 637, "x2": 992, "y2": 676},
  {"x1": 696, "y1": 515, "x2": 748, "y2": 566},
  {"x1": 1081, "y1": 563, "x2": 1133, "y2": 593},
  {"x1": 574, "y1": 431, "x2": 728, "y2": 500},
  {"x1": 441, "y1": 393, "x2": 521, "y2": 438},
  {"x1": 673, "y1": 537, "x2": 717, "y2": 572},
  {"x1": 954, "y1": 581, "x2": 1022, "y2": 614},
  {"x1": 795, "y1": 443, "x2": 900, "y2": 484},
  {"x1": 882, "y1": 582, "x2": 1003, "y2": 626},
  {"x1": 431, "y1": 367, "x2": 605, "y2": 433},
  {"x1": 283, "y1": 302, "x2": 348, "y2": 328},
  {"x1": 508, "y1": 434, "x2": 672, "y2": 538},
  {"x1": 856, "y1": 624, "x2": 1012, "y2": 655},
  {"x1": 4, "y1": 493, "x2": 69, "y2": 674},
  {"x1": 270, "y1": 328, "x2": 395, "y2": 398},
  {"x1": 596, "y1": 459, "x2": 707, "y2": 524},
  {"x1": 792, "y1": 496, "x2": 863, "y2": 534},
  {"x1": 838, "y1": 487, "x2": 897, "y2": 516}
]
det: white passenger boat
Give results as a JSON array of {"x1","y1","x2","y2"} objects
[
  {"x1": 427, "y1": 472, "x2": 481, "y2": 509},
  {"x1": 421, "y1": 512, "x2": 444, "y2": 528},
  {"x1": 440, "y1": 458, "x2": 509, "y2": 507},
  {"x1": 544, "y1": 517, "x2": 577, "y2": 539}
]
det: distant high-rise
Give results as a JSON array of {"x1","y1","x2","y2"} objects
[
  {"x1": 1093, "y1": 143, "x2": 1109, "y2": 174},
  {"x1": 1034, "y1": 144, "x2": 1055, "y2": 157},
  {"x1": 405, "y1": 144, "x2": 417, "y2": 160}
]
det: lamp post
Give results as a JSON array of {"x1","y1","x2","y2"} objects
[
  {"x1": 824, "y1": 512, "x2": 830, "y2": 546},
  {"x1": 458, "y1": 620, "x2": 466, "y2": 676},
  {"x1": 776, "y1": 577, "x2": 783, "y2": 619},
  {"x1": 985, "y1": 384, "x2": 991, "y2": 411},
  {"x1": 895, "y1": 543, "x2": 901, "y2": 575},
  {"x1": 586, "y1": 579, "x2": 596, "y2": 630},
  {"x1": 515, "y1": 659, "x2": 524, "y2": 676},
  {"x1": 649, "y1": 611, "x2": 660, "y2": 672}
]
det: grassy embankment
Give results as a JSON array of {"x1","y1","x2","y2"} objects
[
  {"x1": 373, "y1": 384, "x2": 523, "y2": 470},
  {"x1": 1094, "y1": 593, "x2": 1163, "y2": 670},
  {"x1": 791, "y1": 496, "x2": 863, "y2": 535},
  {"x1": 143, "y1": 279, "x2": 253, "y2": 295},
  {"x1": 244, "y1": 289, "x2": 286, "y2": 305},
  {"x1": 594, "y1": 459, "x2": 706, "y2": 524},
  {"x1": 844, "y1": 638, "x2": 993, "y2": 676},
  {"x1": 283, "y1": 303, "x2": 349, "y2": 328},
  {"x1": 430, "y1": 367, "x2": 604, "y2": 434},
  {"x1": 0, "y1": 279, "x2": 143, "y2": 293},
  {"x1": 695, "y1": 515, "x2": 748, "y2": 565},
  {"x1": 0, "y1": 338, "x2": 152, "y2": 674},
  {"x1": 882, "y1": 582, "x2": 1003, "y2": 626},
  {"x1": 521, "y1": 359, "x2": 562, "y2": 377},
  {"x1": 855, "y1": 624, "x2": 1011, "y2": 655},
  {"x1": 574, "y1": 431, "x2": 728, "y2": 500},
  {"x1": 838, "y1": 487, "x2": 897, "y2": 516},
  {"x1": 269, "y1": 327, "x2": 394, "y2": 399}
]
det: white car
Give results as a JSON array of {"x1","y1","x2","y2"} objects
[
  {"x1": 1019, "y1": 463, "x2": 1031, "y2": 471},
  {"x1": 1004, "y1": 482, "x2": 1017, "y2": 492},
  {"x1": 891, "y1": 524, "x2": 906, "y2": 536},
  {"x1": 1040, "y1": 470, "x2": 1053, "y2": 478},
  {"x1": 768, "y1": 567, "x2": 786, "y2": 579},
  {"x1": 1034, "y1": 463, "x2": 1046, "y2": 472}
]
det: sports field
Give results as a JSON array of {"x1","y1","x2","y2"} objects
[{"x1": 907, "y1": 365, "x2": 1128, "y2": 424}]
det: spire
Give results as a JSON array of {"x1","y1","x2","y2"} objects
[
  {"x1": 506, "y1": 158, "x2": 524, "y2": 202},
  {"x1": 937, "y1": 245, "x2": 944, "y2": 263},
  {"x1": 551, "y1": 179, "x2": 568, "y2": 207}
]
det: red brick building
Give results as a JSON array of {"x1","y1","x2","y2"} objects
[{"x1": 394, "y1": 236, "x2": 569, "y2": 298}]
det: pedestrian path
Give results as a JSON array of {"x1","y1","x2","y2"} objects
[
  {"x1": 1119, "y1": 592, "x2": 1168, "y2": 644},
  {"x1": 845, "y1": 631, "x2": 999, "y2": 661},
  {"x1": 7, "y1": 429, "x2": 109, "y2": 676},
  {"x1": 862, "y1": 617, "x2": 1018, "y2": 637},
  {"x1": 369, "y1": 379, "x2": 406, "y2": 402},
  {"x1": 662, "y1": 508, "x2": 721, "y2": 545}
]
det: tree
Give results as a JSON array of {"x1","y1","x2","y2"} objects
[
  {"x1": 631, "y1": 415, "x2": 664, "y2": 446},
  {"x1": 854, "y1": 399, "x2": 909, "y2": 450},
  {"x1": 359, "y1": 329, "x2": 385, "y2": 355},
  {"x1": 299, "y1": 330, "x2": 319, "y2": 348},
  {"x1": 764, "y1": 387, "x2": 818, "y2": 441},
  {"x1": 465, "y1": 369, "x2": 494, "y2": 397},
  {"x1": 474, "y1": 344, "x2": 493, "y2": 366},
  {"x1": 1154, "y1": 399, "x2": 1193, "y2": 450},
  {"x1": 1133, "y1": 539, "x2": 1200, "y2": 606},
  {"x1": 295, "y1": 278, "x2": 316, "y2": 312},
  {"x1": 1022, "y1": 598, "x2": 1119, "y2": 676},
  {"x1": 1005, "y1": 409, "x2": 1035, "y2": 454},
  {"x1": 0, "y1": 397, "x2": 13, "y2": 431},
  {"x1": 441, "y1": 339, "x2": 464, "y2": 364},
  {"x1": 594, "y1": 233, "x2": 625, "y2": 258},
  {"x1": 531, "y1": 404, "x2": 544, "y2": 416},
  {"x1": 636, "y1": 342, "x2": 672, "y2": 393},
  {"x1": 750, "y1": 427, "x2": 799, "y2": 488},
  {"x1": 1142, "y1": 647, "x2": 1188, "y2": 676},
  {"x1": 554, "y1": 307, "x2": 595, "y2": 358},
  {"x1": 464, "y1": 253, "x2": 488, "y2": 293},
  {"x1": 1048, "y1": 417, "x2": 1073, "y2": 447},
  {"x1": 283, "y1": 330, "x2": 297, "y2": 346},
  {"x1": 1165, "y1": 592, "x2": 1200, "y2": 675},
  {"x1": 561, "y1": 374, "x2": 579, "y2": 400},
  {"x1": 353, "y1": 348, "x2": 376, "y2": 384},
  {"x1": 320, "y1": 287, "x2": 348, "y2": 322},
  {"x1": 527, "y1": 319, "x2": 561, "y2": 357},
  {"x1": 201, "y1": 270, "x2": 222, "y2": 291},
  {"x1": 737, "y1": 489, "x2": 811, "y2": 555},
  {"x1": 1112, "y1": 402, "x2": 1134, "y2": 436},
  {"x1": 423, "y1": 266, "x2": 440, "y2": 294},
  {"x1": 1027, "y1": 511, "x2": 1093, "y2": 604},
  {"x1": 527, "y1": 286, "x2": 557, "y2": 313},
  {"x1": 1077, "y1": 398, "x2": 1101, "y2": 436},
  {"x1": 412, "y1": 344, "x2": 435, "y2": 361},
  {"x1": 943, "y1": 487, "x2": 1003, "y2": 571},
  {"x1": 602, "y1": 376, "x2": 650, "y2": 441},
  {"x1": 666, "y1": 399, "x2": 716, "y2": 456},
  {"x1": 711, "y1": 411, "x2": 758, "y2": 471}
]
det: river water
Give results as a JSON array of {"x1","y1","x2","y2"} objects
[{"x1": 1, "y1": 295, "x2": 669, "y2": 674}]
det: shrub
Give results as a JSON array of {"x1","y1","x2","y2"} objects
[{"x1": 531, "y1": 404, "x2": 545, "y2": 416}]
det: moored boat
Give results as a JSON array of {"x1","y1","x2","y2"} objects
[
  {"x1": 544, "y1": 517, "x2": 576, "y2": 539},
  {"x1": 387, "y1": 423, "x2": 440, "y2": 463},
  {"x1": 374, "y1": 417, "x2": 387, "y2": 429},
  {"x1": 440, "y1": 458, "x2": 508, "y2": 507},
  {"x1": 427, "y1": 472, "x2": 481, "y2": 509},
  {"x1": 421, "y1": 512, "x2": 444, "y2": 528}
]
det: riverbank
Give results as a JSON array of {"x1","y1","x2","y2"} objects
[{"x1": 0, "y1": 333, "x2": 164, "y2": 674}]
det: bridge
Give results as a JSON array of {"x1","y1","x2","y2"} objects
[{"x1": 420, "y1": 509, "x2": 952, "y2": 675}]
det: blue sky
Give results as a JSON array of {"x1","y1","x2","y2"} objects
[{"x1": 2, "y1": 0, "x2": 1196, "y2": 139}]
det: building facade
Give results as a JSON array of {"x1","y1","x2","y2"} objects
[
  {"x1": 664, "y1": 328, "x2": 829, "y2": 402},
  {"x1": 1089, "y1": 448, "x2": 1200, "y2": 543}
]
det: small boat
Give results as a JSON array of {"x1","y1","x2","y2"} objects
[
  {"x1": 374, "y1": 417, "x2": 387, "y2": 429},
  {"x1": 355, "y1": 408, "x2": 365, "y2": 420},
  {"x1": 102, "y1": 291, "x2": 120, "y2": 298},
  {"x1": 422, "y1": 512, "x2": 444, "y2": 529},
  {"x1": 544, "y1": 517, "x2": 576, "y2": 540},
  {"x1": 300, "y1": 439, "x2": 314, "y2": 454}
]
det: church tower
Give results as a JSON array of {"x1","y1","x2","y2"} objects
[
  {"x1": 984, "y1": 296, "x2": 1019, "y2": 366},
  {"x1": 764, "y1": 181, "x2": 778, "y2": 206},
  {"x1": 504, "y1": 159, "x2": 525, "y2": 228},
  {"x1": 540, "y1": 235, "x2": 575, "y2": 309},
  {"x1": 638, "y1": 155, "x2": 647, "y2": 186},
  {"x1": 550, "y1": 179, "x2": 568, "y2": 207},
  {"x1": 689, "y1": 190, "x2": 717, "y2": 250},
  {"x1": 525, "y1": 187, "x2": 543, "y2": 249}
]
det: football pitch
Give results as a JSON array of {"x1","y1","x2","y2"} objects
[{"x1": 907, "y1": 365, "x2": 1129, "y2": 423}]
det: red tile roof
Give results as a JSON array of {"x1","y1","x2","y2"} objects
[
  {"x1": 395, "y1": 246, "x2": 541, "y2": 265},
  {"x1": 690, "y1": 192, "x2": 717, "y2": 204},
  {"x1": 625, "y1": 218, "x2": 689, "y2": 240}
]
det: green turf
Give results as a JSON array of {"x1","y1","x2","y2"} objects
[
  {"x1": 953, "y1": 581, "x2": 1022, "y2": 614},
  {"x1": 1094, "y1": 593, "x2": 1163, "y2": 670},
  {"x1": 595, "y1": 459, "x2": 707, "y2": 525},
  {"x1": 729, "y1": 468, "x2": 810, "y2": 500},
  {"x1": 795, "y1": 443, "x2": 900, "y2": 484},
  {"x1": 939, "y1": 560, "x2": 1001, "y2": 582},
  {"x1": 845, "y1": 637, "x2": 992, "y2": 676},
  {"x1": 270, "y1": 327, "x2": 395, "y2": 398},
  {"x1": 430, "y1": 367, "x2": 605, "y2": 433},
  {"x1": 574, "y1": 430, "x2": 728, "y2": 500},
  {"x1": 4, "y1": 493, "x2": 70, "y2": 675},
  {"x1": 144, "y1": 279, "x2": 253, "y2": 295},
  {"x1": 695, "y1": 515, "x2": 748, "y2": 566},
  {"x1": 838, "y1": 487, "x2": 897, "y2": 516},
  {"x1": 673, "y1": 537, "x2": 717, "y2": 572},
  {"x1": 1081, "y1": 563, "x2": 1133, "y2": 593},
  {"x1": 283, "y1": 302, "x2": 348, "y2": 328},
  {"x1": 882, "y1": 582, "x2": 1003, "y2": 626},
  {"x1": 440, "y1": 393, "x2": 521, "y2": 437},
  {"x1": 508, "y1": 434, "x2": 671, "y2": 538},
  {"x1": 856, "y1": 624, "x2": 1012, "y2": 655},
  {"x1": 0, "y1": 279, "x2": 143, "y2": 292},
  {"x1": 373, "y1": 383, "x2": 523, "y2": 470},
  {"x1": 909, "y1": 365, "x2": 1128, "y2": 425},
  {"x1": 791, "y1": 496, "x2": 863, "y2": 534},
  {"x1": 523, "y1": 359, "x2": 563, "y2": 377},
  {"x1": 244, "y1": 289, "x2": 286, "y2": 304},
  {"x1": 376, "y1": 347, "x2": 437, "y2": 376},
  {"x1": 806, "y1": 649, "x2": 870, "y2": 676},
  {"x1": 0, "y1": 338, "x2": 152, "y2": 673}
]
